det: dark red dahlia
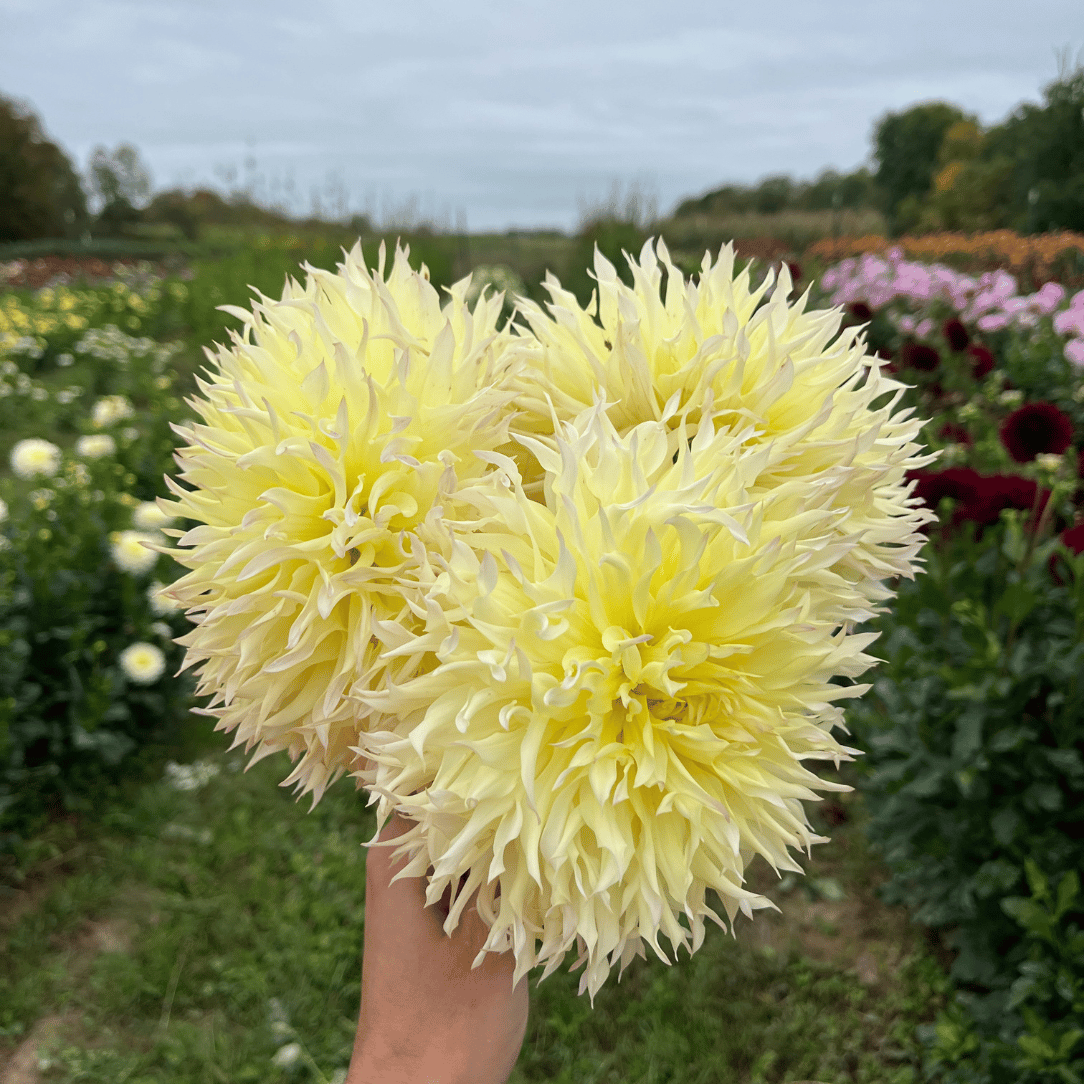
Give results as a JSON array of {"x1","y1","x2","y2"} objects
[
  {"x1": 943, "y1": 317, "x2": 970, "y2": 352},
  {"x1": 787, "y1": 261, "x2": 802, "y2": 283},
  {"x1": 910, "y1": 468, "x2": 1053, "y2": 538},
  {"x1": 999, "y1": 402, "x2": 1075, "y2": 463},
  {"x1": 938, "y1": 422, "x2": 973, "y2": 446},
  {"x1": 900, "y1": 342, "x2": 941, "y2": 372},
  {"x1": 847, "y1": 301, "x2": 872, "y2": 322},
  {"x1": 1049, "y1": 523, "x2": 1084, "y2": 584},
  {"x1": 909, "y1": 467, "x2": 980, "y2": 507},
  {"x1": 1061, "y1": 524, "x2": 1084, "y2": 556},
  {"x1": 967, "y1": 344, "x2": 996, "y2": 380}
]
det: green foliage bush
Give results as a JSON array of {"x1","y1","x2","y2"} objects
[
  {"x1": 0, "y1": 452, "x2": 194, "y2": 845},
  {"x1": 826, "y1": 267, "x2": 1084, "y2": 1081},
  {"x1": 0, "y1": 277, "x2": 197, "y2": 852}
]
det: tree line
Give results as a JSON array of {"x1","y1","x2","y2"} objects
[
  {"x1": 677, "y1": 61, "x2": 1084, "y2": 237},
  {"x1": 2, "y1": 59, "x2": 1083, "y2": 245}
]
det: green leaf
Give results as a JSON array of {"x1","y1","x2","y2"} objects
[
  {"x1": 1056, "y1": 871, "x2": 1080, "y2": 919},
  {"x1": 996, "y1": 580, "x2": 1039, "y2": 624}
]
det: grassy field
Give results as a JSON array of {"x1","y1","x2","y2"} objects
[{"x1": 1, "y1": 724, "x2": 947, "y2": 1084}]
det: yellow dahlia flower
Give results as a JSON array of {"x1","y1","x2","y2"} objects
[
  {"x1": 353, "y1": 394, "x2": 934, "y2": 1001},
  {"x1": 163, "y1": 244, "x2": 528, "y2": 801},
  {"x1": 512, "y1": 240, "x2": 931, "y2": 601}
]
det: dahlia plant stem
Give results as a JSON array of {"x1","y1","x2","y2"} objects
[{"x1": 1004, "y1": 479, "x2": 1063, "y2": 658}]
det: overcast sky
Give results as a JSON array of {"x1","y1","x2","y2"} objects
[{"x1": 1, "y1": 0, "x2": 1081, "y2": 231}]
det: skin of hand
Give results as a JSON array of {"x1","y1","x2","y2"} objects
[{"x1": 345, "y1": 810, "x2": 530, "y2": 1084}]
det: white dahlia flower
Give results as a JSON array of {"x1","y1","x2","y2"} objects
[
  {"x1": 76, "y1": 434, "x2": 116, "y2": 459},
  {"x1": 111, "y1": 530, "x2": 159, "y2": 574},
  {"x1": 10, "y1": 438, "x2": 61, "y2": 479},
  {"x1": 354, "y1": 397, "x2": 933, "y2": 1001},
  {"x1": 91, "y1": 395, "x2": 134, "y2": 428},
  {"x1": 120, "y1": 641, "x2": 166, "y2": 684},
  {"x1": 163, "y1": 243, "x2": 530, "y2": 801},
  {"x1": 512, "y1": 240, "x2": 931, "y2": 602}
]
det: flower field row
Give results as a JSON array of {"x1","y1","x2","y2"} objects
[{"x1": 808, "y1": 230, "x2": 1084, "y2": 292}]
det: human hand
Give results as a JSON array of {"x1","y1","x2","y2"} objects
[{"x1": 345, "y1": 811, "x2": 530, "y2": 1084}]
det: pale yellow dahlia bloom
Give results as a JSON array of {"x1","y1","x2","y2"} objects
[
  {"x1": 162, "y1": 244, "x2": 529, "y2": 801},
  {"x1": 111, "y1": 529, "x2": 159, "y2": 574},
  {"x1": 512, "y1": 240, "x2": 931, "y2": 603},
  {"x1": 120, "y1": 641, "x2": 166, "y2": 684},
  {"x1": 353, "y1": 396, "x2": 934, "y2": 1001}
]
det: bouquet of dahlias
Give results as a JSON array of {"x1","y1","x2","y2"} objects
[{"x1": 162, "y1": 239, "x2": 936, "y2": 1000}]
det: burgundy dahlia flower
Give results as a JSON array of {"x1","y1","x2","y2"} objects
[
  {"x1": 938, "y1": 423, "x2": 973, "y2": 446},
  {"x1": 1061, "y1": 524, "x2": 1084, "y2": 556},
  {"x1": 1049, "y1": 523, "x2": 1084, "y2": 585},
  {"x1": 900, "y1": 342, "x2": 941, "y2": 372},
  {"x1": 943, "y1": 317, "x2": 970, "y2": 352},
  {"x1": 847, "y1": 302, "x2": 873, "y2": 322},
  {"x1": 909, "y1": 468, "x2": 1052, "y2": 537},
  {"x1": 967, "y1": 344, "x2": 996, "y2": 380},
  {"x1": 999, "y1": 402, "x2": 1075, "y2": 463}
]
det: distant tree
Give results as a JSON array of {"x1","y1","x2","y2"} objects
[
  {"x1": 873, "y1": 101, "x2": 975, "y2": 234},
  {"x1": 0, "y1": 94, "x2": 88, "y2": 242},
  {"x1": 752, "y1": 174, "x2": 794, "y2": 214},
  {"x1": 87, "y1": 143, "x2": 153, "y2": 237},
  {"x1": 795, "y1": 167, "x2": 877, "y2": 212},
  {"x1": 982, "y1": 61, "x2": 1084, "y2": 232},
  {"x1": 145, "y1": 188, "x2": 200, "y2": 240}
]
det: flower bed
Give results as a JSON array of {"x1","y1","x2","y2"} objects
[{"x1": 814, "y1": 250, "x2": 1084, "y2": 1083}]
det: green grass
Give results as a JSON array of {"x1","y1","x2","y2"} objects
[{"x1": 0, "y1": 728, "x2": 948, "y2": 1084}]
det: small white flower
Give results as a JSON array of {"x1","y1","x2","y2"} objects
[
  {"x1": 121, "y1": 426, "x2": 140, "y2": 443},
  {"x1": 1036, "y1": 453, "x2": 1063, "y2": 473},
  {"x1": 134, "y1": 501, "x2": 172, "y2": 529},
  {"x1": 76, "y1": 434, "x2": 116, "y2": 459},
  {"x1": 999, "y1": 389, "x2": 1024, "y2": 407},
  {"x1": 267, "y1": 997, "x2": 293, "y2": 1040},
  {"x1": 91, "y1": 394, "x2": 134, "y2": 428},
  {"x1": 271, "y1": 1043, "x2": 303, "y2": 1069},
  {"x1": 111, "y1": 530, "x2": 159, "y2": 574},
  {"x1": 163, "y1": 759, "x2": 221, "y2": 792},
  {"x1": 119, "y1": 641, "x2": 166, "y2": 684},
  {"x1": 0, "y1": 497, "x2": 6, "y2": 522},
  {"x1": 150, "y1": 621, "x2": 173, "y2": 639},
  {"x1": 56, "y1": 352, "x2": 74, "y2": 367},
  {"x1": 10, "y1": 438, "x2": 61, "y2": 479}
]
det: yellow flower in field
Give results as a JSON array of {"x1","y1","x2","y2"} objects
[
  {"x1": 111, "y1": 530, "x2": 159, "y2": 574},
  {"x1": 91, "y1": 395, "x2": 134, "y2": 428},
  {"x1": 10, "y1": 438, "x2": 61, "y2": 479},
  {"x1": 133, "y1": 500, "x2": 173, "y2": 529},
  {"x1": 163, "y1": 243, "x2": 529, "y2": 802},
  {"x1": 120, "y1": 641, "x2": 166, "y2": 684},
  {"x1": 76, "y1": 434, "x2": 116, "y2": 459},
  {"x1": 512, "y1": 239, "x2": 932, "y2": 599},
  {"x1": 354, "y1": 402, "x2": 932, "y2": 1001}
]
